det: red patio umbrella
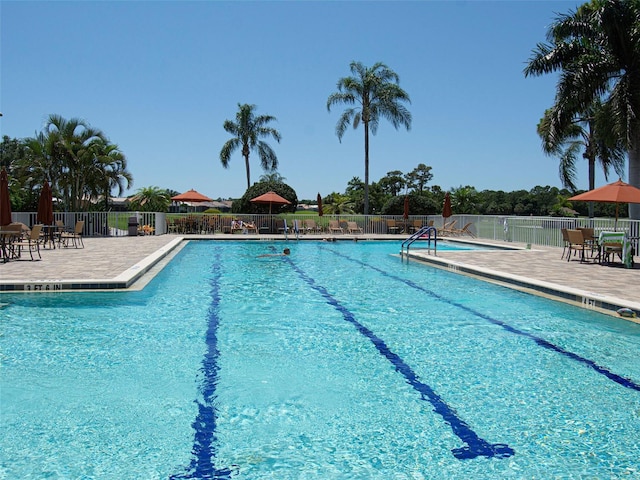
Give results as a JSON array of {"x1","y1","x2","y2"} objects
[
  {"x1": 0, "y1": 167, "x2": 12, "y2": 226},
  {"x1": 568, "y1": 179, "x2": 640, "y2": 230},
  {"x1": 317, "y1": 192, "x2": 323, "y2": 217},
  {"x1": 37, "y1": 179, "x2": 54, "y2": 225},
  {"x1": 250, "y1": 191, "x2": 291, "y2": 214},
  {"x1": 403, "y1": 196, "x2": 409, "y2": 220},
  {"x1": 171, "y1": 189, "x2": 213, "y2": 203},
  {"x1": 442, "y1": 192, "x2": 453, "y2": 219}
]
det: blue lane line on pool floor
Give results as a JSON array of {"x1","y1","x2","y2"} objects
[
  {"x1": 285, "y1": 255, "x2": 514, "y2": 460},
  {"x1": 324, "y1": 247, "x2": 640, "y2": 392},
  {"x1": 171, "y1": 251, "x2": 233, "y2": 480}
]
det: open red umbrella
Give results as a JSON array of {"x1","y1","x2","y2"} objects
[
  {"x1": 250, "y1": 191, "x2": 291, "y2": 214},
  {"x1": 37, "y1": 179, "x2": 54, "y2": 225},
  {"x1": 0, "y1": 167, "x2": 12, "y2": 226},
  {"x1": 317, "y1": 193, "x2": 323, "y2": 217},
  {"x1": 442, "y1": 192, "x2": 453, "y2": 219},
  {"x1": 171, "y1": 189, "x2": 213, "y2": 203},
  {"x1": 568, "y1": 179, "x2": 640, "y2": 230}
]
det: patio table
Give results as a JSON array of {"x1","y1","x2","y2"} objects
[{"x1": 598, "y1": 231, "x2": 633, "y2": 268}]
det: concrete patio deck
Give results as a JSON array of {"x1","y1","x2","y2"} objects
[{"x1": 0, "y1": 234, "x2": 638, "y2": 321}]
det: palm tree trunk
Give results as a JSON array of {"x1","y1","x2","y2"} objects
[
  {"x1": 364, "y1": 124, "x2": 370, "y2": 215},
  {"x1": 629, "y1": 126, "x2": 640, "y2": 220},
  {"x1": 587, "y1": 156, "x2": 595, "y2": 218},
  {"x1": 244, "y1": 152, "x2": 251, "y2": 190}
]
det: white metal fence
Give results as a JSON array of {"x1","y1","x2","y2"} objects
[{"x1": 9, "y1": 211, "x2": 640, "y2": 253}]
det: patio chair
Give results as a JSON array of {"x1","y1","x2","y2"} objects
[
  {"x1": 14, "y1": 224, "x2": 42, "y2": 260},
  {"x1": 560, "y1": 228, "x2": 570, "y2": 259},
  {"x1": 60, "y1": 220, "x2": 85, "y2": 248},
  {"x1": 0, "y1": 223, "x2": 24, "y2": 261},
  {"x1": 409, "y1": 219, "x2": 423, "y2": 233},
  {"x1": 577, "y1": 227, "x2": 598, "y2": 256},
  {"x1": 566, "y1": 229, "x2": 589, "y2": 262},
  {"x1": 386, "y1": 219, "x2": 401, "y2": 234},
  {"x1": 328, "y1": 220, "x2": 344, "y2": 234},
  {"x1": 219, "y1": 216, "x2": 232, "y2": 234},
  {"x1": 347, "y1": 221, "x2": 363, "y2": 234}
]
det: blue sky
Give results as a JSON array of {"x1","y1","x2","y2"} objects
[{"x1": 1, "y1": 0, "x2": 598, "y2": 202}]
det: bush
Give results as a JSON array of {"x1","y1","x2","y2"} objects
[{"x1": 232, "y1": 181, "x2": 298, "y2": 214}]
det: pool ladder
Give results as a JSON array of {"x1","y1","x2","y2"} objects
[{"x1": 401, "y1": 226, "x2": 437, "y2": 258}]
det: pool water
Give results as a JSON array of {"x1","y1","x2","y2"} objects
[{"x1": 1, "y1": 241, "x2": 639, "y2": 479}]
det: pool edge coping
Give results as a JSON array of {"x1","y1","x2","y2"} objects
[{"x1": 403, "y1": 250, "x2": 640, "y2": 323}]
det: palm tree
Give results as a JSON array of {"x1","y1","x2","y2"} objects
[
  {"x1": 327, "y1": 61, "x2": 412, "y2": 215},
  {"x1": 537, "y1": 102, "x2": 625, "y2": 216},
  {"x1": 524, "y1": 0, "x2": 640, "y2": 219},
  {"x1": 129, "y1": 186, "x2": 170, "y2": 212},
  {"x1": 259, "y1": 172, "x2": 286, "y2": 183},
  {"x1": 87, "y1": 139, "x2": 133, "y2": 211},
  {"x1": 220, "y1": 104, "x2": 282, "y2": 190}
]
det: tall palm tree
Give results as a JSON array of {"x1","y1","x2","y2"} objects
[
  {"x1": 525, "y1": 0, "x2": 640, "y2": 219},
  {"x1": 220, "y1": 103, "x2": 282, "y2": 190},
  {"x1": 537, "y1": 102, "x2": 625, "y2": 216},
  {"x1": 327, "y1": 61, "x2": 412, "y2": 215}
]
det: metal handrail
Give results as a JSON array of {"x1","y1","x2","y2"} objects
[{"x1": 401, "y1": 226, "x2": 437, "y2": 257}]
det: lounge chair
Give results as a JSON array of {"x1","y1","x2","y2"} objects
[
  {"x1": 276, "y1": 219, "x2": 289, "y2": 234},
  {"x1": 242, "y1": 220, "x2": 258, "y2": 234},
  {"x1": 60, "y1": 220, "x2": 85, "y2": 248},
  {"x1": 439, "y1": 220, "x2": 457, "y2": 236},
  {"x1": 452, "y1": 222, "x2": 476, "y2": 237},
  {"x1": 14, "y1": 224, "x2": 42, "y2": 260},
  {"x1": 347, "y1": 221, "x2": 363, "y2": 234},
  {"x1": 328, "y1": 220, "x2": 344, "y2": 234},
  {"x1": 304, "y1": 219, "x2": 322, "y2": 233}
]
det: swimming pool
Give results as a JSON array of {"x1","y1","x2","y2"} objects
[{"x1": 2, "y1": 241, "x2": 639, "y2": 479}]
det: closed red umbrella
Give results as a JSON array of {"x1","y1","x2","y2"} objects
[
  {"x1": 403, "y1": 196, "x2": 409, "y2": 220},
  {"x1": 37, "y1": 179, "x2": 54, "y2": 225},
  {"x1": 0, "y1": 167, "x2": 12, "y2": 226},
  {"x1": 317, "y1": 193, "x2": 323, "y2": 217},
  {"x1": 250, "y1": 191, "x2": 291, "y2": 214},
  {"x1": 442, "y1": 192, "x2": 453, "y2": 219}
]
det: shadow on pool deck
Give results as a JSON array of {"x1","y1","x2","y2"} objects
[{"x1": 0, "y1": 234, "x2": 638, "y2": 320}]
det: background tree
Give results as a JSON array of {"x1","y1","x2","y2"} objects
[
  {"x1": 259, "y1": 172, "x2": 286, "y2": 183},
  {"x1": 86, "y1": 138, "x2": 132, "y2": 211},
  {"x1": 323, "y1": 193, "x2": 355, "y2": 215},
  {"x1": 405, "y1": 163, "x2": 433, "y2": 193},
  {"x1": 327, "y1": 61, "x2": 411, "y2": 215},
  {"x1": 220, "y1": 103, "x2": 282, "y2": 190},
  {"x1": 21, "y1": 114, "x2": 131, "y2": 211},
  {"x1": 0, "y1": 136, "x2": 36, "y2": 210},
  {"x1": 450, "y1": 186, "x2": 479, "y2": 214},
  {"x1": 378, "y1": 170, "x2": 405, "y2": 196},
  {"x1": 525, "y1": 0, "x2": 640, "y2": 219},
  {"x1": 129, "y1": 186, "x2": 170, "y2": 212},
  {"x1": 232, "y1": 181, "x2": 297, "y2": 214}
]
